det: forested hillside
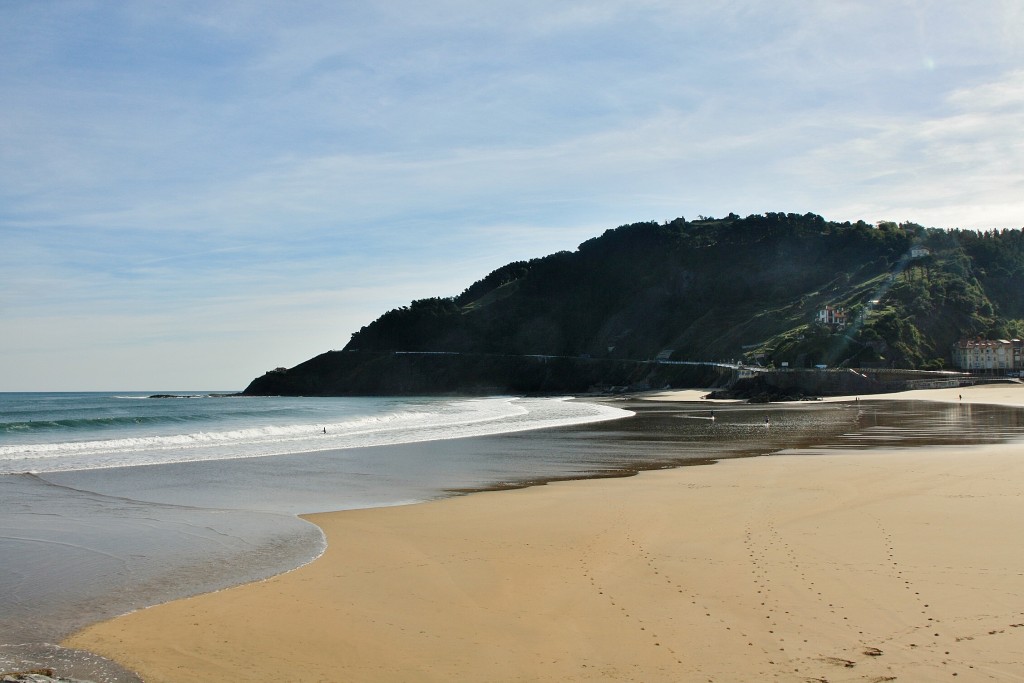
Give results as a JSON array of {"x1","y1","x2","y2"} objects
[{"x1": 246, "y1": 213, "x2": 1024, "y2": 395}]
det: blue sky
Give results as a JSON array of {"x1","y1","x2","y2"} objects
[{"x1": 3, "y1": 1, "x2": 1024, "y2": 391}]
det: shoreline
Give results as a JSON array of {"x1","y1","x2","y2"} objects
[
  {"x1": 639, "y1": 380, "x2": 1024, "y2": 406},
  {"x1": 65, "y1": 385, "x2": 1024, "y2": 682}
]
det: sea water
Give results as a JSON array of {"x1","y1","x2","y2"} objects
[
  {"x1": 0, "y1": 392, "x2": 629, "y2": 474},
  {"x1": 3, "y1": 392, "x2": 1024, "y2": 681},
  {"x1": 0, "y1": 392, "x2": 632, "y2": 680}
]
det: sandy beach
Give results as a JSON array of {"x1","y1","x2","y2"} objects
[
  {"x1": 643, "y1": 381, "x2": 1024, "y2": 407},
  {"x1": 66, "y1": 384, "x2": 1024, "y2": 682}
]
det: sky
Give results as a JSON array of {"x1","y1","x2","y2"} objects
[{"x1": 3, "y1": 1, "x2": 1024, "y2": 391}]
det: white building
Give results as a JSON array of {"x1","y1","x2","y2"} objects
[
  {"x1": 816, "y1": 305, "x2": 848, "y2": 328},
  {"x1": 952, "y1": 338, "x2": 1024, "y2": 371}
]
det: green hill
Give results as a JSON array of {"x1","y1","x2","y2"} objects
[{"x1": 245, "y1": 213, "x2": 1024, "y2": 395}]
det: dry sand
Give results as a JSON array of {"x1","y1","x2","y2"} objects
[{"x1": 66, "y1": 385, "x2": 1024, "y2": 682}]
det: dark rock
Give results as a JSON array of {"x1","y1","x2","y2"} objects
[{"x1": 1, "y1": 671, "x2": 95, "y2": 683}]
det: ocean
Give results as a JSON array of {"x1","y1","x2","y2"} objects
[
  {"x1": 0, "y1": 392, "x2": 632, "y2": 681},
  {"x1": 0, "y1": 392, "x2": 631, "y2": 475},
  {"x1": 3, "y1": 391, "x2": 1024, "y2": 682}
]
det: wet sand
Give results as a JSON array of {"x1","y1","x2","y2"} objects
[
  {"x1": 645, "y1": 381, "x2": 1024, "y2": 407},
  {"x1": 65, "y1": 385, "x2": 1024, "y2": 682}
]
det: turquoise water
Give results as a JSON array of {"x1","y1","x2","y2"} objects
[{"x1": 0, "y1": 392, "x2": 630, "y2": 473}]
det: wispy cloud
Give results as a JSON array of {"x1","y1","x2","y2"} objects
[
  {"x1": 3, "y1": 1, "x2": 1024, "y2": 389},
  {"x1": 791, "y1": 68, "x2": 1024, "y2": 228}
]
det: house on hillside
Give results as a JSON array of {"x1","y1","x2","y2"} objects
[
  {"x1": 910, "y1": 246, "x2": 931, "y2": 259},
  {"x1": 816, "y1": 305, "x2": 848, "y2": 329},
  {"x1": 952, "y1": 338, "x2": 1024, "y2": 372}
]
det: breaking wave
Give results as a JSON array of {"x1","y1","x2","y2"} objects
[{"x1": 0, "y1": 396, "x2": 631, "y2": 474}]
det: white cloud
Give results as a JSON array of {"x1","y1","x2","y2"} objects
[
  {"x1": 4, "y1": 1, "x2": 1024, "y2": 388},
  {"x1": 784, "y1": 67, "x2": 1024, "y2": 228},
  {"x1": 947, "y1": 68, "x2": 1024, "y2": 110}
]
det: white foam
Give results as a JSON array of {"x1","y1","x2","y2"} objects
[{"x1": 0, "y1": 397, "x2": 631, "y2": 474}]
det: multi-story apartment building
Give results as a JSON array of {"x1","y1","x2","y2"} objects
[{"x1": 952, "y1": 338, "x2": 1024, "y2": 372}]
